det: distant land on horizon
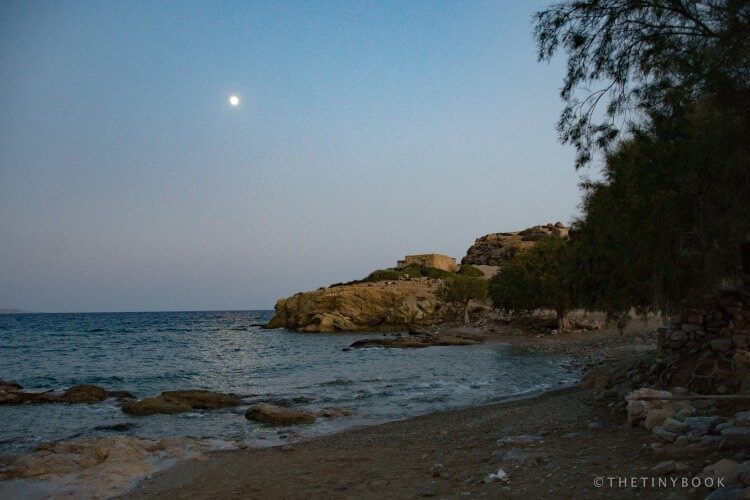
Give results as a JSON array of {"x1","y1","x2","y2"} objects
[
  {"x1": 0, "y1": 308, "x2": 280, "y2": 314},
  {"x1": 0, "y1": 308, "x2": 28, "y2": 314}
]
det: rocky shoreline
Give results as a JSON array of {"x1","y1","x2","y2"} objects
[
  {"x1": 122, "y1": 319, "x2": 750, "y2": 499},
  {"x1": 265, "y1": 223, "x2": 571, "y2": 333},
  {"x1": 123, "y1": 386, "x2": 750, "y2": 499},
  {"x1": 3, "y1": 313, "x2": 748, "y2": 498}
]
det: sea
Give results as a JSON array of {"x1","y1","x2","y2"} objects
[{"x1": 0, "y1": 310, "x2": 578, "y2": 456}]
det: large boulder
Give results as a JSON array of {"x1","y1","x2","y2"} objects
[
  {"x1": 245, "y1": 403, "x2": 316, "y2": 425},
  {"x1": 1, "y1": 382, "x2": 135, "y2": 406},
  {"x1": 461, "y1": 223, "x2": 569, "y2": 266},
  {"x1": 3, "y1": 435, "x2": 211, "y2": 498},
  {"x1": 121, "y1": 390, "x2": 240, "y2": 416},
  {"x1": 266, "y1": 280, "x2": 444, "y2": 332},
  {"x1": 59, "y1": 385, "x2": 108, "y2": 404},
  {"x1": 625, "y1": 388, "x2": 674, "y2": 426},
  {"x1": 0, "y1": 379, "x2": 22, "y2": 391}
]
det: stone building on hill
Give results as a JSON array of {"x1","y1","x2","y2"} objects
[{"x1": 397, "y1": 254, "x2": 457, "y2": 273}]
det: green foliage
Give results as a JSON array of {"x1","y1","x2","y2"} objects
[
  {"x1": 363, "y1": 265, "x2": 465, "y2": 283},
  {"x1": 520, "y1": 233, "x2": 547, "y2": 242},
  {"x1": 422, "y1": 267, "x2": 458, "y2": 280},
  {"x1": 440, "y1": 275, "x2": 488, "y2": 324},
  {"x1": 535, "y1": 0, "x2": 750, "y2": 167},
  {"x1": 534, "y1": 0, "x2": 750, "y2": 317},
  {"x1": 457, "y1": 264, "x2": 484, "y2": 278},
  {"x1": 440, "y1": 275, "x2": 487, "y2": 304},
  {"x1": 572, "y1": 99, "x2": 750, "y2": 315},
  {"x1": 364, "y1": 269, "x2": 404, "y2": 282},
  {"x1": 489, "y1": 237, "x2": 576, "y2": 325}
]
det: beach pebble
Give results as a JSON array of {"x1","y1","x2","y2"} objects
[
  {"x1": 734, "y1": 412, "x2": 750, "y2": 427},
  {"x1": 652, "y1": 426, "x2": 677, "y2": 442},
  {"x1": 645, "y1": 409, "x2": 673, "y2": 430},
  {"x1": 683, "y1": 416, "x2": 726, "y2": 433},
  {"x1": 497, "y1": 434, "x2": 543, "y2": 445},
  {"x1": 484, "y1": 468, "x2": 509, "y2": 483},
  {"x1": 421, "y1": 482, "x2": 438, "y2": 497},
  {"x1": 674, "y1": 405, "x2": 696, "y2": 420},
  {"x1": 652, "y1": 460, "x2": 688, "y2": 475},
  {"x1": 703, "y1": 459, "x2": 744, "y2": 487},
  {"x1": 662, "y1": 418, "x2": 688, "y2": 434},
  {"x1": 721, "y1": 427, "x2": 750, "y2": 437},
  {"x1": 502, "y1": 448, "x2": 547, "y2": 464}
]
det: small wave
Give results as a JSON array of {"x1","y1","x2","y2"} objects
[
  {"x1": 319, "y1": 378, "x2": 354, "y2": 387},
  {"x1": 413, "y1": 394, "x2": 449, "y2": 403}
]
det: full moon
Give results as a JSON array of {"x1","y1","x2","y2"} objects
[{"x1": 229, "y1": 95, "x2": 240, "y2": 106}]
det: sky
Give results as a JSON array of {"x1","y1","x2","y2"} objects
[{"x1": 0, "y1": 0, "x2": 583, "y2": 312}]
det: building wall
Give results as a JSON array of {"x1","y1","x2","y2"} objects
[{"x1": 397, "y1": 254, "x2": 457, "y2": 272}]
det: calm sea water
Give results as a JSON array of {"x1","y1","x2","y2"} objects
[{"x1": 0, "y1": 311, "x2": 577, "y2": 455}]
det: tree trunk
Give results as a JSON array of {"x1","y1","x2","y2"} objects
[
  {"x1": 463, "y1": 303, "x2": 470, "y2": 325},
  {"x1": 556, "y1": 307, "x2": 566, "y2": 331}
]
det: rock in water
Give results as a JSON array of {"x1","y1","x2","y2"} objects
[
  {"x1": 245, "y1": 403, "x2": 316, "y2": 425},
  {"x1": 0, "y1": 381, "x2": 135, "y2": 406},
  {"x1": 0, "y1": 379, "x2": 22, "y2": 391},
  {"x1": 59, "y1": 385, "x2": 108, "y2": 404},
  {"x1": 316, "y1": 407, "x2": 353, "y2": 418},
  {"x1": 348, "y1": 335, "x2": 479, "y2": 349},
  {"x1": 121, "y1": 390, "x2": 240, "y2": 416}
]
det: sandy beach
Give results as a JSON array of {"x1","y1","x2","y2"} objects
[
  {"x1": 119, "y1": 323, "x2": 732, "y2": 499},
  {"x1": 121, "y1": 385, "x2": 713, "y2": 499}
]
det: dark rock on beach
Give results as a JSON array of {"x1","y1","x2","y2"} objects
[
  {"x1": 245, "y1": 403, "x2": 317, "y2": 425},
  {"x1": 348, "y1": 334, "x2": 480, "y2": 349},
  {"x1": 94, "y1": 422, "x2": 138, "y2": 432},
  {"x1": 121, "y1": 390, "x2": 241, "y2": 416},
  {"x1": 0, "y1": 381, "x2": 137, "y2": 406},
  {"x1": 59, "y1": 385, "x2": 108, "y2": 404}
]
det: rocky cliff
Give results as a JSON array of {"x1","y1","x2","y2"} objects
[
  {"x1": 462, "y1": 222, "x2": 569, "y2": 266},
  {"x1": 266, "y1": 279, "x2": 444, "y2": 332}
]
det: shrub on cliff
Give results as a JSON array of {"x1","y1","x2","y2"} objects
[
  {"x1": 457, "y1": 264, "x2": 484, "y2": 278},
  {"x1": 363, "y1": 265, "x2": 460, "y2": 282},
  {"x1": 440, "y1": 276, "x2": 488, "y2": 324},
  {"x1": 364, "y1": 269, "x2": 403, "y2": 282},
  {"x1": 489, "y1": 237, "x2": 576, "y2": 330}
]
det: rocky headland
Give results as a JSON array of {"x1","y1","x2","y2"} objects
[
  {"x1": 462, "y1": 222, "x2": 569, "y2": 267},
  {"x1": 266, "y1": 279, "x2": 445, "y2": 333},
  {"x1": 266, "y1": 222, "x2": 569, "y2": 333}
]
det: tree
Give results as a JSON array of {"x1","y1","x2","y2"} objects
[
  {"x1": 489, "y1": 238, "x2": 576, "y2": 330},
  {"x1": 440, "y1": 276, "x2": 488, "y2": 324},
  {"x1": 572, "y1": 98, "x2": 750, "y2": 316},
  {"x1": 534, "y1": 0, "x2": 750, "y2": 316},
  {"x1": 535, "y1": 0, "x2": 750, "y2": 167}
]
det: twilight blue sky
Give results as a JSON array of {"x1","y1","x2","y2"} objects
[{"x1": 0, "y1": 1, "x2": 582, "y2": 312}]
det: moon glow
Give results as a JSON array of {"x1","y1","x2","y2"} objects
[{"x1": 229, "y1": 95, "x2": 240, "y2": 106}]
